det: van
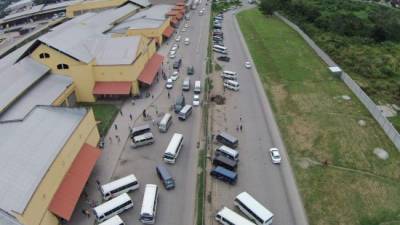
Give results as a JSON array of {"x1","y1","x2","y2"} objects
[
  {"x1": 216, "y1": 145, "x2": 239, "y2": 161},
  {"x1": 178, "y1": 105, "x2": 193, "y2": 121},
  {"x1": 222, "y1": 70, "x2": 237, "y2": 77},
  {"x1": 156, "y1": 165, "x2": 175, "y2": 190},
  {"x1": 131, "y1": 124, "x2": 151, "y2": 138},
  {"x1": 182, "y1": 78, "x2": 191, "y2": 91},
  {"x1": 221, "y1": 73, "x2": 237, "y2": 81},
  {"x1": 224, "y1": 80, "x2": 240, "y2": 91},
  {"x1": 132, "y1": 132, "x2": 154, "y2": 148},
  {"x1": 213, "y1": 154, "x2": 238, "y2": 171},
  {"x1": 174, "y1": 95, "x2": 185, "y2": 113},
  {"x1": 194, "y1": 80, "x2": 201, "y2": 93},
  {"x1": 213, "y1": 48, "x2": 228, "y2": 55},
  {"x1": 158, "y1": 113, "x2": 172, "y2": 132},
  {"x1": 210, "y1": 166, "x2": 237, "y2": 185},
  {"x1": 216, "y1": 132, "x2": 239, "y2": 149}
]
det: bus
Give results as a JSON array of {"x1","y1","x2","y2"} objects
[
  {"x1": 132, "y1": 132, "x2": 154, "y2": 148},
  {"x1": 158, "y1": 113, "x2": 172, "y2": 132},
  {"x1": 215, "y1": 207, "x2": 255, "y2": 225},
  {"x1": 100, "y1": 174, "x2": 139, "y2": 200},
  {"x1": 93, "y1": 193, "x2": 133, "y2": 222},
  {"x1": 140, "y1": 184, "x2": 159, "y2": 224},
  {"x1": 99, "y1": 215, "x2": 125, "y2": 225},
  {"x1": 178, "y1": 105, "x2": 193, "y2": 121},
  {"x1": 216, "y1": 145, "x2": 239, "y2": 161},
  {"x1": 234, "y1": 192, "x2": 274, "y2": 225},
  {"x1": 216, "y1": 132, "x2": 239, "y2": 149},
  {"x1": 213, "y1": 44, "x2": 227, "y2": 51},
  {"x1": 131, "y1": 124, "x2": 151, "y2": 138},
  {"x1": 163, "y1": 133, "x2": 184, "y2": 164}
]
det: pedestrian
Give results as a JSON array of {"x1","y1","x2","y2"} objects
[
  {"x1": 240, "y1": 116, "x2": 242, "y2": 122},
  {"x1": 83, "y1": 191, "x2": 88, "y2": 199},
  {"x1": 167, "y1": 92, "x2": 170, "y2": 98},
  {"x1": 129, "y1": 114, "x2": 133, "y2": 121},
  {"x1": 84, "y1": 209, "x2": 90, "y2": 218},
  {"x1": 81, "y1": 209, "x2": 86, "y2": 216},
  {"x1": 143, "y1": 109, "x2": 146, "y2": 118},
  {"x1": 240, "y1": 124, "x2": 243, "y2": 132},
  {"x1": 152, "y1": 119, "x2": 156, "y2": 126},
  {"x1": 119, "y1": 109, "x2": 123, "y2": 116},
  {"x1": 114, "y1": 124, "x2": 118, "y2": 130},
  {"x1": 236, "y1": 125, "x2": 239, "y2": 132},
  {"x1": 109, "y1": 136, "x2": 112, "y2": 144},
  {"x1": 151, "y1": 94, "x2": 154, "y2": 99},
  {"x1": 95, "y1": 179, "x2": 100, "y2": 186},
  {"x1": 116, "y1": 135, "x2": 120, "y2": 143}
]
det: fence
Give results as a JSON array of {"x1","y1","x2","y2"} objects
[{"x1": 275, "y1": 12, "x2": 400, "y2": 151}]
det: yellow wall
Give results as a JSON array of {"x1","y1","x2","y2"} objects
[
  {"x1": 121, "y1": 18, "x2": 170, "y2": 45},
  {"x1": 66, "y1": 0, "x2": 127, "y2": 18},
  {"x1": 14, "y1": 109, "x2": 100, "y2": 225},
  {"x1": 52, "y1": 83, "x2": 76, "y2": 106}
]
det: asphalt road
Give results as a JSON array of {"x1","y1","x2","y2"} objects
[
  {"x1": 110, "y1": 3, "x2": 211, "y2": 225},
  {"x1": 207, "y1": 4, "x2": 308, "y2": 225}
]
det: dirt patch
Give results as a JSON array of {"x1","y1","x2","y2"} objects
[
  {"x1": 287, "y1": 117, "x2": 315, "y2": 151},
  {"x1": 270, "y1": 83, "x2": 288, "y2": 107}
]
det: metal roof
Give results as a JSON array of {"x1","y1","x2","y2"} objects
[
  {"x1": 0, "y1": 41, "x2": 35, "y2": 71},
  {"x1": 0, "y1": 74, "x2": 73, "y2": 121},
  {"x1": 0, "y1": 210, "x2": 23, "y2": 225},
  {"x1": 128, "y1": 0, "x2": 151, "y2": 7},
  {"x1": 2, "y1": 4, "x2": 44, "y2": 22},
  {"x1": 0, "y1": 57, "x2": 50, "y2": 113},
  {"x1": 0, "y1": 106, "x2": 87, "y2": 214}
]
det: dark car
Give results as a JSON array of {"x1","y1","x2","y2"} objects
[
  {"x1": 187, "y1": 66, "x2": 194, "y2": 75},
  {"x1": 173, "y1": 59, "x2": 182, "y2": 69},
  {"x1": 217, "y1": 56, "x2": 230, "y2": 62}
]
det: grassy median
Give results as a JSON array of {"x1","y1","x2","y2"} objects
[
  {"x1": 237, "y1": 9, "x2": 400, "y2": 225},
  {"x1": 79, "y1": 103, "x2": 119, "y2": 136}
]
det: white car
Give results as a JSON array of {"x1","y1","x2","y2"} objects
[
  {"x1": 184, "y1": 37, "x2": 190, "y2": 45},
  {"x1": 184, "y1": 23, "x2": 189, "y2": 28},
  {"x1": 169, "y1": 52, "x2": 176, "y2": 59},
  {"x1": 193, "y1": 95, "x2": 200, "y2": 106},
  {"x1": 181, "y1": 27, "x2": 187, "y2": 32},
  {"x1": 171, "y1": 44, "x2": 179, "y2": 51},
  {"x1": 245, "y1": 61, "x2": 251, "y2": 69},
  {"x1": 165, "y1": 79, "x2": 173, "y2": 89},
  {"x1": 269, "y1": 148, "x2": 281, "y2": 164},
  {"x1": 171, "y1": 71, "x2": 179, "y2": 81},
  {"x1": 175, "y1": 35, "x2": 181, "y2": 42}
]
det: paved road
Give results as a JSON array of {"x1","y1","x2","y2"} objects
[{"x1": 206, "y1": 3, "x2": 308, "y2": 225}]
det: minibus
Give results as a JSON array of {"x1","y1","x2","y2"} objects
[
  {"x1": 178, "y1": 105, "x2": 193, "y2": 121},
  {"x1": 131, "y1": 124, "x2": 151, "y2": 138},
  {"x1": 215, "y1": 145, "x2": 239, "y2": 161},
  {"x1": 213, "y1": 48, "x2": 228, "y2": 55},
  {"x1": 213, "y1": 154, "x2": 238, "y2": 171},
  {"x1": 182, "y1": 78, "x2": 191, "y2": 91},
  {"x1": 234, "y1": 192, "x2": 274, "y2": 225},
  {"x1": 224, "y1": 80, "x2": 240, "y2": 91},
  {"x1": 213, "y1": 44, "x2": 227, "y2": 51},
  {"x1": 156, "y1": 165, "x2": 175, "y2": 190},
  {"x1": 132, "y1": 132, "x2": 154, "y2": 148},
  {"x1": 163, "y1": 133, "x2": 184, "y2": 163},
  {"x1": 210, "y1": 166, "x2": 237, "y2": 185},
  {"x1": 215, "y1": 207, "x2": 255, "y2": 225},
  {"x1": 140, "y1": 184, "x2": 159, "y2": 224},
  {"x1": 100, "y1": 174, "x2": 139, "y2": 200},
  {"x1": 99, "y1": 215, "x2": 125, "y2": 225},
  {"x1": 93, "y1": 193, "x2": 133, "y2": 222},
  {"x1": 158, "y1": 113, "x2": 172, "y2": 132},
  {"x1": 222, "y1": 70, "x2": 237, "y2": 77},
  {"x1": 174, "y1": 95, "x2": 185, "y2": 113},
  {"x1": 194, "y1": 80, "x2": 201, "y2": 93},
  {"x1": 216, "y1": 132, "x2": 239, "y2": 149}
]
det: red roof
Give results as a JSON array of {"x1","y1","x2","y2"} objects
[
  {"x1": 166, "y1": 11, "x2": 178, "y2": 16},
  {"x1": 173, "y1": 5, "x2": 185, "y2": 10},
  {"x1": 138, "y1": 53, "x2": 164, "y2": 85},
  {"x1": 176, "y1": 2, "x2": 185, "y2": 6},
  {"x1": 93, "y1": 81, "x2": 131, "y2": 95},
  {"x1": 176, "y1": 13, "x2": 183, "y2": 20},
  {"x1": 171, "y1": 18, "x2": 178, "y2": 25},
  {"x1": 162, "y1": 26, "x2": 175, "y2": 38},
  {"x1": 48, "y1": 144, "x2": 101, "y2": 221}
]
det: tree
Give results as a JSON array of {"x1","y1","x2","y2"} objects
[{"x1": 259, "y1": 0, "x2": 281, "y2": 15}]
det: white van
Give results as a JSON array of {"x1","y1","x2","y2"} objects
[
  {"x1": 221, "y1": 73, "x2": 238, "y2": 81},
  {"x1": 93, "y1": 193, "x2": 133, "y2": 222},
  {"x1": 222, "y1": 70, "x2": 237, "y2": 77},
  {"x1": 99, "y1": 215, "x2": 125, "y2": 225},
  {"x1": 100, "y1": 174, "x2": 139, "y2": 200},
  {"x1": 140, "y1": 184, "x2": 159, "y2": 224},
  {"x1": 132, "y1": 132, "x2": 154, "y2": 148},
  {"x1": 216, "y1": 145, "x2": 239, "y2": 161},
  {"x1": 182, "y1": 78, "x2": 191, "y2": 91},
  {"x1": 178, "y1": 105, "x2": 193, "y2": 121},
  {"x1": 163, "y1": 133, "x2": 184, "y2": 163},
  {"x1": 194, "y1": 80, "x2": 201, "y2": 93},
  {"x1": 224, "y1": 80, "x2": 240, "y2": 91},
  {"x1": 158, "y1": 113, "x2": 172, "y2": 133}
]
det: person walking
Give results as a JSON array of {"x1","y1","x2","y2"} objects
[
  {"x1": 114, "y1": 124, "x2": 118, "y2": 130},
  {"x1": 119, "y1": 109, "x2": 123, "y2": 116},
  {"x1": 109, "y1": 136, "x2": 112, "y2": 144},
  {"x1": 240, "y1": 125, "x2": 243, "y2": 132},
  {"x1": 167, "y1": 92, "x2": 170, "y2": 98},
  {"x1": 129, "y1": 114, "x2": 133, "y2": 121}
]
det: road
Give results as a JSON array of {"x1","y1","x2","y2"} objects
[
  {"x1": 110, "y1": 3, "x2": 211, "y2": 225},
  {"x1": 206, "y1": 3, "x2": 308, "y2": 225}
]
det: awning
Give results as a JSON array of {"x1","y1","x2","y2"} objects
[
  {"x1": 176, "y1": 2, "x2": 185, "y2": 6},
  {"x1": 176, "y1": 13, "x2": 183, "y2": 20},
  {"x1": 93, "y1": 81, "x2": 131, "y2": 95},
  {"x1": 162, "y1": 26, "x2": 175, "y2": 38},
  {"x1": 171, "y1": 18, "x2": 178, "y2": 26},
  {"x1": 48, "y1": 144, "x2": 101, "y2": 221},
  {"x1": 173, "y1": 6, "x2": 184, "y2": 10},
  {"x1": 137, "y1": 53, "x2": 164, "y2": 85},
  {"x1": 166, "y1": 11, "x2": 178, "y2": 16}
]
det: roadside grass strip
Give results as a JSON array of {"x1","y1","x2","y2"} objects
[
  {"x1": 79, "y1": 103, "x2": 119, "y2": 136},
  {"x1": 237, "y1": 9, "x2": 400, "y2": 225}
]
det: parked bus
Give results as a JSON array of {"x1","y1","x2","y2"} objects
[
  {"x1": 216, "y1": 145, "x2": 239, "y2": 161},
  {"x1": 213, "y1": 154, "x2": 238, "y2": 171},
  {"x1": 215, "y1": 207, "x2": 255, "y2": 225},
  {"x1": 140, "y1": 184, "x2": 159, "y2": 224},
  {"x1": 100, "y1": 174, "x2": 139, "y2": 200},
  {"x1": 178, "y1": 105, "x2": 193, "y2": 121},
  {"x1": 234, "y1": 192, "x2": 274, "y2": 225},
  {"x1": 132, "y1": 132, "x2": 154, "y2": 148},
  {"x1": 163, "y1": 133, "x2": 184, "y2": 163},
  {"x1": 131, "y1": 124, "x2": 151, "y2": 138},
  {"x1": 156, "y1": 165, "x2": 175, "y2": 190},
  {"x1": 99, "y1": 215, "x2": 125, "y2": 225},
  {"x1": 93, "y1": 193, "x2": 133, "y2": 222},
  {"x1": 210, "y1": 166, "x2": 237, "y2": 185},
  {"x1": 213, "y1": 44, "x2": 227, "y2": 51},
  {"x1": 158, "y1": 113, "x2": 173, "y2": 132},
  {"x1": 216, "y1": 132, "x2": 239, "y2": 148}
]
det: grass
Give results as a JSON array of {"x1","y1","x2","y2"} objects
[
  {"x1": 237, "y1": 8, "x2": 400, "y2": 225},
  {"x1": 78, "y1": 103, "x2": 119, "y2": 136}
]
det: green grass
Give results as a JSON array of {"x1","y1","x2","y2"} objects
[
  {"x1": 78, "y1": 103, "x2": 119, "y2": 136},
  {"x1": 237, "y1": 9, "x2": 400, "y2": 225}
]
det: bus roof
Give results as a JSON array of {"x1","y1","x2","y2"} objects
[
  {"x1": 101, "y1": 174, "x2": 137, "y2": 194},
  {"x1": 218, "y1": 145, "x2": 239, "y2": 157},
  {"x1": 94, "y1": 193, "x2": 131, "y2": 216},
  {"x1": 180, "y1": 105, "x2": 192, "y2": 113},
  {"x1": 133, "y1": 132, "x2": 153, "y2": 142},
  {"x1": 217, "y1": 207, "x2": 255, "y2": 225},
  {"x1": 218, "y1": 132, "x2": 238, "y2": 143},
  {"x1": 131, "y1": 124, "x2": 150, "y2": 134},
  {"x1": 160, "y1": 113, "x2": 172, "y2": 124},
  {"x1": 99, "y1": 215, "x2": 124, "y2": 225},
  {"x1": 235, "y1": 192, "x2": 274, "y2": 221},
  {"x1": 140, "y1": 184, "x2": 158, "y2": 215},
  {"x1": 165, "y1": 133, "x2": 183, "y2": 155}
]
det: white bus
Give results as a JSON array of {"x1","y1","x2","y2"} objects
[
  {"x1": 99, "y1": 215, "x2": 125, "y2": 225},
  {"x1": 93, "y1": 193, "x2": 134, "y2": 222},
  {"x1": 213, "y1": 44, "x2": 227, "y2": 51},
  {"x1": 132, "y1": 132, "x2": 154, "y2": 148},
  {"x1": 178, "y1": 105, "x2": 193, "y2": 121},
  {"x1": 159, "y1": 113, "x2": 173, "y2": 133},
  {"x1": 100, "y1": 174, "x2": 140, "y2": 200},
  {"x1": 216, "y1": 207, "x2": 255, "y2": 225},
  {"x1": 163, "y1": 133, "x2": 184, "y2": 163},
  {"x1": 216, "y1": 145, "x2": 239, "y2": 161},
  {"x1": 140, "y1": 184, "x2": 159, "y2": 224},
  {"x1": 234, "y1": 192, "x2": 274, "y2": 225}
]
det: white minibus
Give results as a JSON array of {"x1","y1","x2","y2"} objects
[
  {"x1": 163, "y1": 133, "x2": 184, "y2": 163},
  {"x1": 99, "y1": 215, "x2": 125, "y2": 225},
  {"x1": 158, "y1": 113, "x2": 173, "y2": 133},
  {"x1": 234, "y1": 192, "x2": 274, "y2": 225},
  {"x1": 100, "y1": 174, "x2": 139, "y2": 200},
  {"x1": 93, "y1": 193, "x2": 133, "y2": 222},
  {"x1": 194, "y1": 80, "x2": 201, "y2": 93},
  {"x1": 178, "y1": 105, "x2": 193, "y2": 121},
  {"x1": 140, "y1": 184, "x2": 159, "y2": 224},
  {"x1": 222, "y1": 70, "x2": 237, "y2": 76},
  {"x1": 215, "y1": 207, "x2": 255, "y2": 225},
  {"x1": 224, "y1": 80, "x2": 240, "y2": 91},
  {"x1": 131, "y1": 124, "x2": 151, "y2": 138},
  {"x1": 132, "y1": 132, "x2": 154, "y2": 148},
  {"x1": 216, "y1": 145, "x2": 239, "y2": 161},
  {"x1": 213, "y1": 44, "x2": 227, "y2": 51}
]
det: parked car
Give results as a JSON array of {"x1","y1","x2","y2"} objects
[
  {"x1": 175, "y1": 35, "x2": 181, "y2": 42},
  {"x1": 193, "y1": 95, "x2": 200, "y2": 106},
  {"x1": 182, "y1": 27, "x2": 187, "y2": 32},
  {"x1": 166, "y1": 79, "x2": 173, "y2": 89},
  {"x1": 171, "y1": 71, "x2": 179, "y2": 81},
  {"x1": 217, "y1": 56, "x2": 230, "y2": 62},
  {"x1": 245, "y1": 61, "x2": 251, "y2": 69},
  {"x1": 184, "y1": 23, "x2": 189, "y2": 28},
  {"x1": 187, "y1": 66, "x2": 194, "y2": 75},
  {"x1": 269, "y1": 148, "x2": 281, "y2": 164},
  {"x1": 184, "y1": 37, "x2": 190, "y2": 45},
  {"x1": 173, "y1": 59, "x2": 182, "y2": 69}
]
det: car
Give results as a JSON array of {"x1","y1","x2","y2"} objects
[
  {"x1": 171, "y1": 71, "x2": 179, "y2": 81},
  {"x1": 199, "y1": 10, "x2": 204, "y2": 15},
  {"x1": 171, "y1": 46, "x2": 178, "y2": 51},
  {"x1": 169, "y1": 52, "x2": 176, "y2": 59},
  {"x1": 184, "y1": 37, "x2": 190, "y2": 45},
  {"x1": 173, "y1": 59, "x2": 182, "y2": 69},
  {"x1": 175, "y1": 35, "x2": 181, "y2": 42},
  {"x1": 217, "y1": 56, "x2": 230, "y2": 62},
  {"x1": 193, "y1": 95, "x2": 200, "y2": 106},
  {"x1": 269, "y1": 148, "x2": 281, "y2": 164},
  {"x1": 181, "y1": 27, "x2": 187, "y2": 32},
  {"x1": 245, "y1": 61, "x2": 251, "y2": 69},
  {"x1": 184, "y1": 23, "x2": 189, "y2": 28},
  {"x1": 187, "y1": 66, "x2": 194, "y2": 75},
  {"x1": 166, "y1": 79, "x2": 173, "y2": 89}
]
